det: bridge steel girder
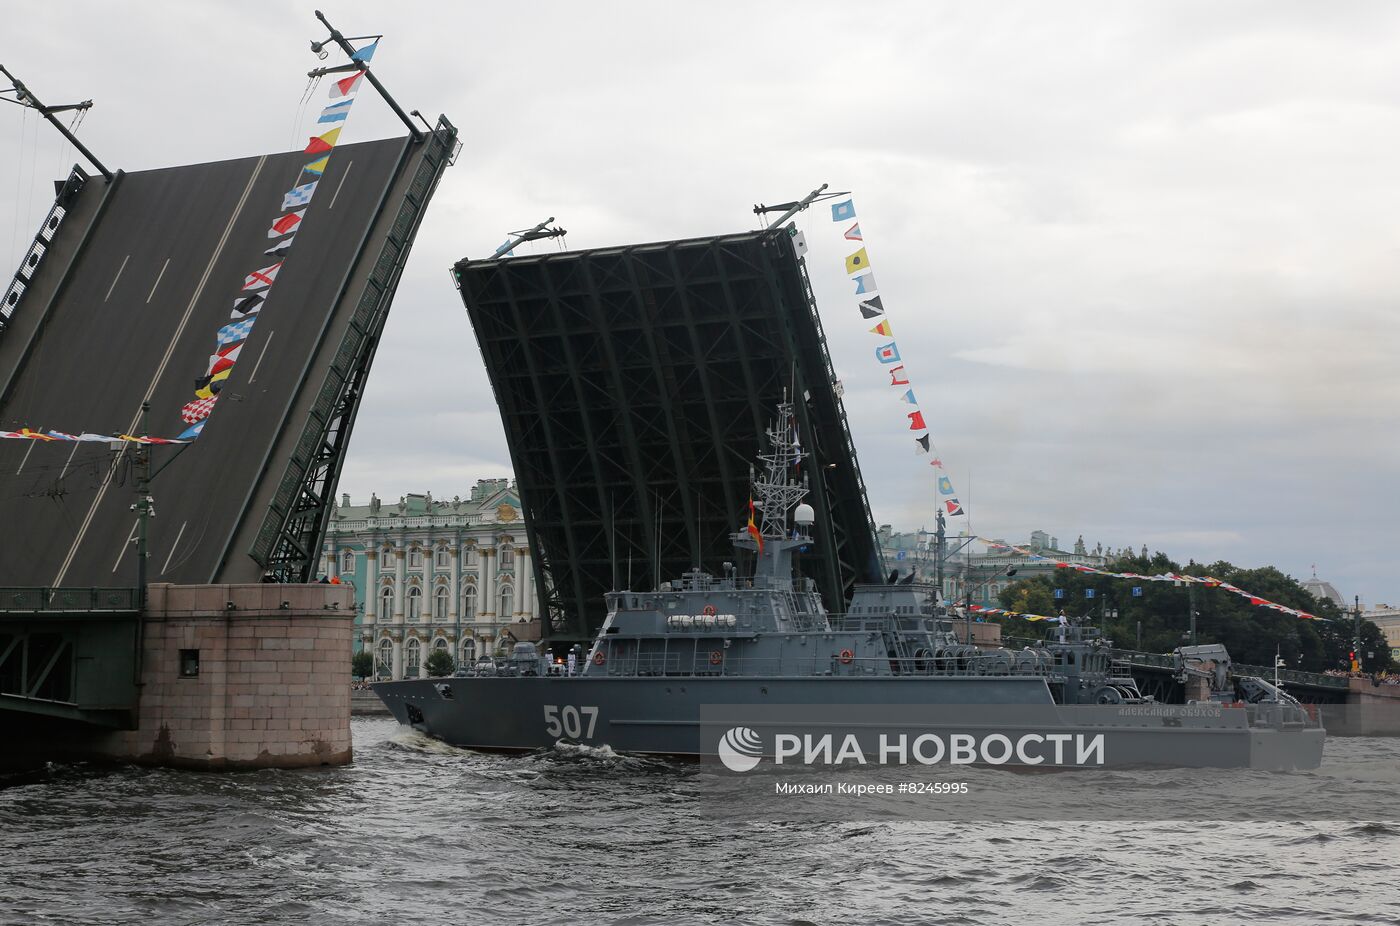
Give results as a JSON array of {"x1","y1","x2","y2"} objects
[{"x1": 455, "y1": 230, "x2": 886, "y2": 639}]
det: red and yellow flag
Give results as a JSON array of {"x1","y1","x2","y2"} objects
[{"x1": 746, "y1": 497, "x2": 763, "y2": 553}]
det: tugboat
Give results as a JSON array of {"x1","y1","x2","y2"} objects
[{"x1": 374, "y1": 403, "x2": 1324, "y2": 770}]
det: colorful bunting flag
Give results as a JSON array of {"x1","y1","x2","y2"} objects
[
  {"x1": 945, "y1": 500, "x2": 964, "y2": 516},
  {"x1": 900, "y1": 389, "x2": 916, "y2": 404},
  {"x1": 303, "y1": 156, "x2": 330, "y2": 176},
  {"x1": 875, "y1": 342, "x2": 901, "y2": 364},
  {"x1": 180, "y1": 396, "x2": 218, "y2": 424},
  {"x1": 831, "y1": 199, "x2": 855, "y2": 222},
  {"x1": 304, "y1": 127, "x2": 342, "y2": 156},
  {"x1": 845, "y1": 247, "x2": 871, "y2": 275},
  {"x1": 351, "y1": 39, "x2": 379, "y2": 63},
  {"x1": 938, "y1": 476, "x2": 954, "y2": 495},
  {"x1": 854, "y1": 272, "x2": 877, "y2": 295},
  {"x1": 907, "y1": 410, "x2": 926, "y2": 430},
  {"x1": 870, "y1": 319, "x2": 892, "y2": 337},
  {"x1": 206, "y1": 343, "x2": 243, "y2": 376},
  {"x1": 216, "y1": 317, "x2": 257, "y2": 347},
  {"x1": 231, "y1": 293, "x2": 265, "y2": 319},
  {"x1": 265, "y1": 237, "x2": 295, "y2": 258},
  {"x1": 177, "y1": 421, "x2": 206, "y2": 441},
  {"x1": 844, "y1": 222, "x2": 862, "y2": 241},
  {"x1": 888, "y1": 365, "x2": 909, "y2": 386},
  {"x1": 746, "y1": 497, "x2": 763, "y2": 553},
  {"x1": 268, "y1": 209, "x2": 305, "y2": 238},
  {"x1": 330, "y1": 71, "x2": 365, "y2": 99},
  {"x1": 282, "y1": 181, "x2": 318, "y2": 209},
  {"x1": 317, "y1": 100, "x2": 354, "y2": 124},
  {"x1": 915, "y1": 435, "x2": 930, "y2": 454},
  {"x1": 859, "y1": 296, "x2": 884, "y2": 319},
  {"x1": 241, "y1": 262, "x2": 282, "y2": 291},
  {"x1": 930, "y1": 458, "x2": 943, "y2": 468}
]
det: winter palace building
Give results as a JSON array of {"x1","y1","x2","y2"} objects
[{"x1": 315, "y1": 480, "x2": 538, "y2": 680}]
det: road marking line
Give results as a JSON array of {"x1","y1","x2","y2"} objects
[
  {"x1": 161, "y1": 519, "x2": 188, "y2": 575},
  {"x1": 104, "y1": 254, "x2": 129, "y2": 302},
  {"x1": 55, "y1": 156, "x2": 268, "y2": 587},
  {"x1": 15, "y1": 426, "x2": 41, "y2": 474},
  {"x1": 329, "y1": 160, "x2": 353, "y2": 210},
  {"x1": 57, "y1": 440, "x2": 81, "y2": 481},
  {"x1": 112, "y1": 518, "x2": 138, "y2": 573},
  {"x1": 146, "y1": 257, "x2": 171, "y2": 304},
  {"x1": 247, "y1": 329, "x2": 274, "y2": 384}
]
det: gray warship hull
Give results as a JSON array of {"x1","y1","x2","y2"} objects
[{"x1": 374, "y1": 674, "x2": 1325, "y2": 770}]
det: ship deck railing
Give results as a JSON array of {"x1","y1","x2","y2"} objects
[{"x1": 593, "y1": 652, "x2": 1058, "y2": 680}]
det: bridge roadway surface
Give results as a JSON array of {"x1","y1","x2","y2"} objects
[{"x1": 0, "y1": 137, "x2": 408, "y2": 587}]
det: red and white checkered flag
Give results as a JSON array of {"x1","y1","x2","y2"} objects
[{"x1": 180, "y1": 396, "x2": 218, "y2": 424}]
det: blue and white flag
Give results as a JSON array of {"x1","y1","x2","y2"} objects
[
  {"x1": 177, "y1": 421, "x2": 206, "y2": 441},
  {"x1": 282, "y1": 181, "x2": 318, "y2": 210},
  {"x1": 318, "y1": 99, "x2": 354, "y2": 124},
  {"x1": 854, "y1": 272, "x2": 877, "y2": 295},
  {"x1": 900, "y1": 389, "x2": 917, "y2": 404},
  {"x1": 216, "y1": 317, "x2": 256, "y2": 347},
  {"x1": 351, "y1": 39, "x2": 378, "y2": 63},
  {"x1": 831, "y1": 199, "x2": 856, "y2": 222}
]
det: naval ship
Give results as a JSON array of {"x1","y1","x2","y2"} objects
[{"x1": 374, "y1": 404, "x2": 1324, "y2": 770}]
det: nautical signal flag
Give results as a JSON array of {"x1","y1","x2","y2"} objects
[
  {"x1": 216, "y1": 317, "x2": 257, "y2": 347},
  {"x1": 330, "y1": 71, "x2": 365, "y2": 99},
  {"x1": 194, "y1": 368, "x2": 232, "y2": 399},
  {"x1": 900, "y1": 388, "x2": 917, "y2": 404},
  {"x1": 945, "y1": 499, "x2": 964, "y2": 517},
  {"x1": 304, "y1": 127, "x2": 342, "y2": 156},
  {"x1": 930, "y1": 458, "x2": 942, "y2": 468},
  {"x1": 268, "y1": 209, "x2": 305, "y2": 238},
  {"x1": 907, "y1": 410, "x2": 926, "y2": 431},
  {"x1": 241, "y1": 262, "x2": 282, "y2": 291},
  {"x1": 916, "y1": 435, "x2": 930, "y2": 454},
  {"x1": 859, "y1": 296, "x2": 884, "y2": 319},
  {"x1": 870, "y1": 319, "x2": 892, "y2": 337},
  {"x1": 177, "y1": 420, "x2": 205, "y2": 441},
  {"x1": 888, "y1": 365, "x2": 909, "y2": 386},
  {"x1": 281, "y1": 181, "x2": 318, "y2": 210},
  {"x1": 317, "y1": 100, "x2": 353, "y2": 124},
  {"x1": 844, "y1": 222, "x2": 862, "y2": 241},
  {"x1": 180, "y1": 396, "x2": 218, "y2": 424},
  {"x1": 231, "y1": 293, "x2": 264, "y2": 319},
  {"x1": 854, "y1": 272, "x2": 877, "y2": 295},
  {"x1": 265, "y1": 237, "x2": 295, "y2": 258},
  {"x1": 351, "y1": 39, "x2": 379, "y2": 63},
  {"x1": 845, "y1": 248, "x2": 871, "y2": 274},
  {"x1": 746, "y1": 497, "x2": 764, "y2": 553},
  {"x1": 831, "y1": 199, "x2": 855, "y2": 222},
  {"x1": 303, "y1": 156, "x2": 330, "y2": 176},
  {"x1": 205, "y1": 343, "x2": 243, "y2": 377},
  {"x1": 938, "y1": 476, "x2": 954, "y2": 495},
  {"x1": 875, "y1": 341, "x2": 901, "y2": 364}
]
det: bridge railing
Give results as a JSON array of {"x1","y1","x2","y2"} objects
[{"x1": 0, "y1": 587, "x2": 140, "y2": 614}]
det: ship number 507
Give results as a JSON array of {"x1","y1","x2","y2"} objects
[{"x1": 544, "y1": 705, "x2": 599, "y2": 739}]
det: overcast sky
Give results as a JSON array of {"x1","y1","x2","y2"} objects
[{"x1": 5, "y1": 1, "x2": 1397, "y2": 606}]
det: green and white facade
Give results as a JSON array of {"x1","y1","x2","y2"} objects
[{"x1": 316, "y1": 479, "x2": 538, "y2": 679}]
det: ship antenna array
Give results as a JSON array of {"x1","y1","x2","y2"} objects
[
  {"x1": 752, "y1": 402, "x2": 808, "y2": 539},
  {"x1": 493, "y1": 217, "x2": 568, "y2": 258},
  {"x1": 307, "y1": 9, "x2": 422, "y2": 142},
  {"x1": 0, "y1": 64, "x2": 112, "y2": 181}
]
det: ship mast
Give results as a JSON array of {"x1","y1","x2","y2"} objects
[{"x1": 752, "y1": 401, "x2": 808, "y2": 538}]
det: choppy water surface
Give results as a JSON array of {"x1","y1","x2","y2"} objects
[{"x1": 2, "y1": 719, "x2": 1397, "y2": 925}]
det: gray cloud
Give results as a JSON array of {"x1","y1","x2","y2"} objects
[{"x1": 4, "y1": 0, "x2": 1396, "y2": 605}]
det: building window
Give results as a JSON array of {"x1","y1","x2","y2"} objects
[
  {"x1": 409, "y1": 548, "x2": 423, "y2": 568},
  {"x1": 380, "y1": 547, "x2": 393, "y2": 569},
  {"x1": 462, "y1": 584, "x2": 476, "y2": 620},
  {"x1": 342, "y1": 549, "x2": 355, "y2": 573},
  {"x1": 461, "y1": 637, "x2": 476, "y2": 665},
  {"x1": 376, "y1": 639, "x2": 393, "y2": 677},
  {"x1": 405, "y1": 638, "x2": 422, "y2": 679},
  {"x1": 498, "y1": 546, "x2": 514, "y2": 570},
  {"x1": 433, "y1": 637, "x2": 449, "y2": 653},
  {"x1": 434, "y1": 586, "x2": 449, "y2": 621},
  {"x1": 380, "y1": 586, "x2": 394, "y2": 619},
  {"x1": 499, "y1": 584, "x2": 514, "y2": 619},
  {"x1": 407, "y1": 586, "x2": 423, "y2": 621},
  {"x1": 435, "y1": 547, "x2": 449, "y2": 568},
  {"x1": 178, "y1": 649, "x2": 200, "y2": 678}
]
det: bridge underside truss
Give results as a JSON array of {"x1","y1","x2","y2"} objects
[{"x1": 455, "y1": 230, "x2": 886, "y2": 638}]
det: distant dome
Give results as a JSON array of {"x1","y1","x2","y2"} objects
[{"x1": 1302, "y1": 571, "x2": 1344, "y2": 607}]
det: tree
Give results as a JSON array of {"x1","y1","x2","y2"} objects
[
  {"x1": 351, "y1": 650, "x2": 373, "y2": 681},
  {"x1": 425, "y1": 648, "x2": 455, "y2": 677}
]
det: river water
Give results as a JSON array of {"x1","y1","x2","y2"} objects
[{"x1": 1, "y1": 717, "x2": 1397, "y2": 925}]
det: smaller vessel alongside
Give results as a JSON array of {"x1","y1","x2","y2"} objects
[{"x1": 375, "y1": 404, "x2": 1323, "y2": 770}]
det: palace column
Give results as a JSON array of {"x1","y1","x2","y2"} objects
[
  {"x1": 420, "y1": 542, "x2": 433, "y2": 621},
  {"x1": 517, "y1": 548, "x2": 533, "y2": 619},
  {"x1": 449, "y1": 546, "x2": 461, "y2": 623},
  {"x1": 479, "y1": 545, "x2": 497, "y2": 627},
  {"x1": 391, "y1": 635, "x2": 403, "y2": 680},
  {"x1": 364, "y1": 545, "x2": 378, "y2": 626},
  {"x1": 394, "y1": 545, "x2": 407, "y2": 622}
]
